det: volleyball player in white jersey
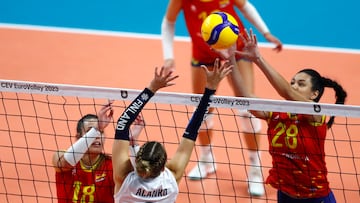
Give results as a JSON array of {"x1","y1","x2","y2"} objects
[{"x1": 112, "y1": 61, "x2": 232, "y2": 202}]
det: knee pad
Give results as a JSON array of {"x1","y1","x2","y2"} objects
[{"x1": 238, "y1": 110, "x2": 262, "y2": 133}]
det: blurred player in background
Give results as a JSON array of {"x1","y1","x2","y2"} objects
[{"x1": 161, "y1": 0, "x2": 282, "y2": 196}]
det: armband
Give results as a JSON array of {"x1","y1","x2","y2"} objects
[
  {"x1": 115, "y1": 88, "x2": 154, "y2": 140},
  {"x1": 240, "y1": 1, "x2": 270, "y2": 35},
  {"x1": 63, "y1": 127, "x2": 100, "y2": 166},
  {"x1": 183, "y1": 88, "x2": 216, "y2": 141},
  {"x1": 161, "y1": 17, "x2": 175, "y2": 60}
]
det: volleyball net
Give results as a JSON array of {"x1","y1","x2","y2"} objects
[{"x1": 0, "y1": 79, "x2": 359, "y2": 203}]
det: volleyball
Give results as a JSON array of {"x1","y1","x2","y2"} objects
[{"x1": 201, "y1": 12, "x2": 239, "y2": 50}]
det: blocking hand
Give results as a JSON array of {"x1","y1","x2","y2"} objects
[{"x1": 97, "y1": 100, "x2": 114, "y2": 131}]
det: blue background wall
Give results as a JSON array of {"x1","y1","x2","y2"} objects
[{"x1": 1, "y1": 0, "x2": 359, "y2": 50}]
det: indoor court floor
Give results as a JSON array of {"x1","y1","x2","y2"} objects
[{"x1": 1, "y1": 27, "x2": 360, "y2": 202}]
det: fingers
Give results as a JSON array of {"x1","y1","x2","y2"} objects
[
  {"x1": 165, "y1": 74, "x2": 179, "y2": 87},
  {"x1": 234, "y1": 50, "x2": 244, "y2": 56},
  {"x1": 273, "y1": 44, "x2": 283, "y2": 52},
  {"x1": 248, "y1": 28, "x2": 255, "y2": 41},
  {"x1": 234, "y1": 50, "x2": 252, "y2": 59},
  {"x1": 264, "y1": 34, "x2": 283, "y2": 53},
  {"x1": 159, "y1": 66, "x2": 164, "y2": 77},
  {"x1": 200, "y1": 65, "x2": 209, "y2": 74},
  {"x1": 242, "y1": 28, "x2": 249, "y2": 41},
  {"x1": 107, "y1": 108, "x2": 114, "y2": 118},
  {"x1": 154, "y1": 66, "x2": 179, "y2": 88},
  {"x1": 214, "y1": 58, "x2": 220, "y2": 70},
  {"x1": 97, "y1": 102, "x2": 114, "y2": 131},
  {"x1": 134, "y1": 114, "x2": 145, "y2": 126},
  {"x1": 162, "y1": 66, "x2": 177, "y2": 83},
  {"x1": 206, "y1": 58, "x2": 233, "y2": 77},
  {"x1": 211, "y1": 48, "x2": 227, "y2": 59},
  {"x1": 98, "y1": 101, "x2": 113, "y2": 116},
  {"x1": 238, "y1": 28, "x2": 257, "y2": 49},
  {"x1": 238, "y1": 32, "x2": 246, "y2": 44},
  {"x1": 219, "y1": 61, "x2": 233, "y2": 77},
  {"x1": 154, "y1": 66, "x2": 159, "y2": 77},
  {"x1": 252, "y1": 31, "x2": 257, "y2": 44}
]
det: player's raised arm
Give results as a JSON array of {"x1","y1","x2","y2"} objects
[{"x1": 112, "y1": 67, "x2": 178, "y2": 193}]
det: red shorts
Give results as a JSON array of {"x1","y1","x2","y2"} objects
[{"x1": 191, "y1": 36, "x2": 246, "y2": 67}]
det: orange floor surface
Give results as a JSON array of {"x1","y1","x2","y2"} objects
[{"x1": 1, "y1": 27, "x2": 360, "y2": 202}]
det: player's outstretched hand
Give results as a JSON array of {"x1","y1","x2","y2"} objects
[
  {"x1": 201, "y1": 58, "x2": 233, "y2": 90},
  {"x1": 264, "y1": 32, "x2": 283, "y2": 52},
  {"x1": 97, "y1": 100, "x2": 114, "y2": 131},
  {"x1": 211, "y1": 44, "x2": 237, "y2": 60},
  {"x1": 235, "y1": 28, "x2": 262, "y2": 62},
  {"x1": 163, "y1": 59, "x2": 176, "y2": 76},
  {"x1": 148, "y1": 66, "x2": 179, "y2": 93}
]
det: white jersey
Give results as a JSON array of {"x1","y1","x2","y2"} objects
[{"x1": 114, "y1": 167, "x2": 179, "y2": 203}]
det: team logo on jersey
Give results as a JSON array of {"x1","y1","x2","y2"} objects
[
  {"x1": 95, "y1": 173, "x2": 106, "y2": 182},
  {"x1": 71, "y1": 168, "x2": 77, "y2": 175},
  {"x1": 219, "y1": 0, "x2": 230, "y2": 8}
]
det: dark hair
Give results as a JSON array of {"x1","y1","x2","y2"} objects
[
  {"x1": 76, "y1": 114, "x2": 98, "y2": 139},
  {"x1": 298, "y1": 69, "x2": 347, "y2": 128},
  {"x1": 135, "y1": 141, "x2": 167, "y2": 179}
]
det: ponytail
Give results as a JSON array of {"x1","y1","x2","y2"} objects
[
  {"x1": 299, "y1": 69, "x2": 347, "y2": 128},
  {"x1": 321, "y1": 77, "x2": 347, "y2": 128}
]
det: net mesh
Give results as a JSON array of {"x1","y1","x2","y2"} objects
[{"x1": 0, "y1": 79, "x2": 359, "y2": 202}]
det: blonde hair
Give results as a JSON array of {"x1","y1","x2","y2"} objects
[{"x1": 135, "y1": 141, "x2": 167, "y2": 179}]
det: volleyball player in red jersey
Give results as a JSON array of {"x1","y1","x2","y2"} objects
[
  {"x1": 52, "y1": 102, "x2": 145, "y2": 203},
  {"x1": 161, "y1": 0, "x2": 282, "y2": 196},
  {"x1": 226, "y1": 29, "x2": 347, "y2": 202}
]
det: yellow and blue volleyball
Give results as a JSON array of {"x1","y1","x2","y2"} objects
[{"x1": 201, "y1": 12, "x2": 239, "y2": 49}]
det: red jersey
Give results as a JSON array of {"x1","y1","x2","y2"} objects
[
  {"x1": 266, "y1": 112, "x2": 331, "y2": 198},
  {"x1": 182, "y1": 0, "x2": 246, "y2": 65},
  {"x1": 55, "y1": 154, "x2": 114, "y2": 203}
]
